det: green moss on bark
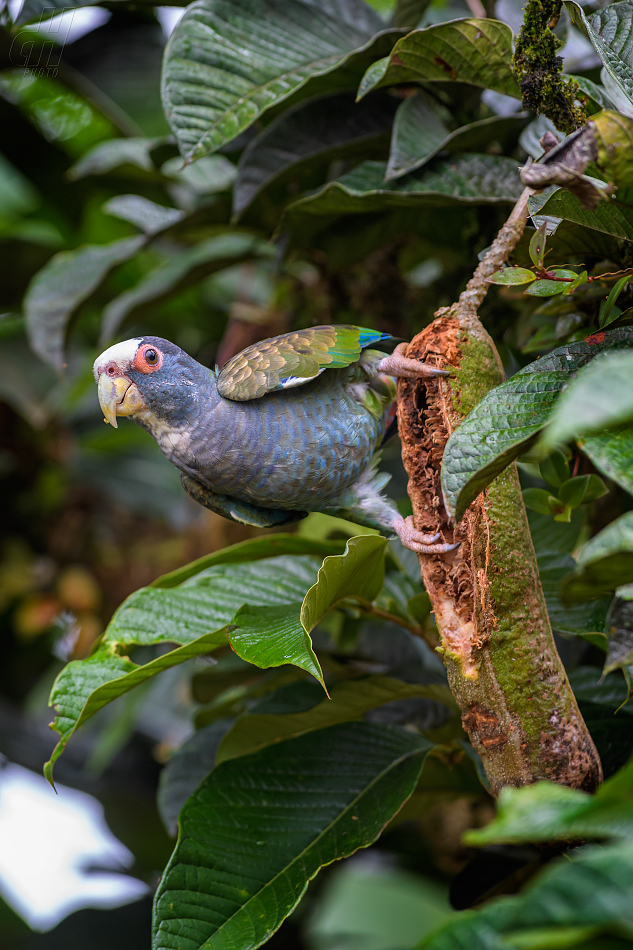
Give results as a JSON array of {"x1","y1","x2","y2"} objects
[
  {"x1": 513, "y1": 0, "x2": 586, "y2": 134},
  {"x1": 398, "y1": 316, "x2": 602, "y2": 794}
]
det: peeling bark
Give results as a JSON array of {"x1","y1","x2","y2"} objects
[{"x1": 398, "y1": 190, "x2": 602, "y2": 795}]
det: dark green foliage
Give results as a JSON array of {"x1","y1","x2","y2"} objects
[{"x1": 4, "y1": 0, "x2": 633, "y2": 947}]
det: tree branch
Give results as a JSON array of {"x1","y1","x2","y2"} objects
[{"x1": 397, "y1": 189, "x2": 602, "y2": 795}]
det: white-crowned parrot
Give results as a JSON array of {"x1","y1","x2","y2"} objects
[{"x1": 93, "y1": 325, "x2": 457, "y2": 554}]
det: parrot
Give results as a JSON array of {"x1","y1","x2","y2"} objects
[{"x1": 93, "y1": 325, "x2": 457, "y2": 555}]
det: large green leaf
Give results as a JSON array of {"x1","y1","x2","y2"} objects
[
  {"x1": 562, "y1": 512, "x2": 633, "y2": 601},
  {"x1": 286, "y1": 154, "x2": 521, "y2": 220},
  {"x1": 217, "y1": 674, "x2": 457, "y2": 763},
  {"x1": 301, "y1": 534, "x2": 389, "y2": 631},
  {"x1": 153, "y1": 534, "x2": 345, "y2": 589},
  {"x1": 161, "y1": 0, "x2": 401, "y2": 162},
  {"x1": 233, "y1": 92, "x2": 396, "y2": 219},
  {"x1": 67, "y1": 137, "x2": 171, "y2": 181},
  {"x1": 107, "y1": 556, "x2": 321, "y2": 648},
  {"x1": 44, "y1": 629, "x2": 231, "y2": 786},
  {"x1": 228, "y1": 603, "x2": 325, "y2": 685},
  {"x1": 152, "y1": 722, "x2": 431, "y2": 950},
  {"x1": 419, "y1": 840, "x2": 633, "y2": 949},
  {"x1": 565, "y1": 1, "x2": 633, "y2": 112},
  {"x1": 528, "y1": 188, "x2": 633, "y2": 242},
  {"x1": 387, "y1": 101, "x2": 527, "y2": 180},
  {"x1": 441, "y1": 329, "x2": 633, "y2": 522},
  {"x1": 357, "y1": 18, "x2": 520, "y2": 100},
  {"x1": 100, "y1": 233, "x2": 270, "y2": 342},
  {"x1": 25, "y1": 237, "x2": 145, "y2": 371},
  {"x1": 581, "y1": 425, "x2": 633, "y2": 498},
  {"x1": 442, "y1": 372, "x2": 565, "y2": 523},
  {"x1": 464, "y1": 755, "x2": 633, "y2": 847},
  {"x1": 226, "y1": 536, "x2": 390, "y2": 688},
  {"x1": 543, "y1": 350, "x2": 633, "y2": 449},
  {"x1": 46, "y1": 554, "x2": 322, "y2": 780}
]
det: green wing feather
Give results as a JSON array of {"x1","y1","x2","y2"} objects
[{"x1": 217, "y1": 325, "x2": 393, "y2": 402}]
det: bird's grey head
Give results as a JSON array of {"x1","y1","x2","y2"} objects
[{"x1": 93, "y1": 336, "x2": 210, "y2": 430}]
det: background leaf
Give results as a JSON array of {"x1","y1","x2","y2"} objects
[
  {"x1": 301, "y1": 535, "x2": 389, "y2": 632},
  {"x1": 103, "y1": 195, "x2": 185, "y2": 234},
  {"x1": 153, "y1": 534, "x2": 344, "y2": 589},
  {"x1": 67, "y1": 136, "x2": 170, "y2": 180},
  {"x1": 419, "y1": 840, "x2": 633, "y2": 949},
  {"x1": 157, "y1": 719, "x2": 234, "y2": 836},
  {"x1": 216, "y1": 675, "x2": 457, "y2": 763},
  {"x1": 46, "y1": 554, "x2": 323, "y2": 777},
  {"x1": 537, "y1": 550, "x2": 610, "y2": 639},
  {"x1": 100, "y1": 233, "x2": 270, "y2": 341},
  {"x1": 543, "y1": 350, "x2": 633, "y2": 448},
  {"x1": 565, "y1": 0, "x2": 633, "y2": 112},
  {"x1": 15, "y1": 0, "x2": 188, "y2": 25},
  {"x1": 605, "y1": 594, "x2": 633, "y2": 673},
  {"x1": 25, "y1": 237, "x2": 145, "y2": 370},
  {"x1": 562, "y1": 512, "x2": 633, "y2": 600},
  {"x1": 581, "y1": 425, "x2": 633, "y2": 497},
  {"x1": 528, "y1": 188, "x2": 633, "y2": 242},
  {"x1": 286, "y1": 154, "x2": 522, "y2": 220},
  {"x1": 161, "y1": 0, "x2": 400, "y2": 161},
  {"x1": 233, "y1": 92, "x2": 396, "y2": 218},
  {"x1": 391, "y1": 0, "x2": 433, "y2": 29},
  {"x1": 357, "y1": 18, "x2": 520, "y2": 100},
  {"x1": 386, "y1": 98, "x2": 526, "y2": 181},
  {"x1": 464, "y1": 756, "x2": 633, "y2": 847},
  {"x1": 152, "y1": 722, "x2": 431, "y2": 950}
]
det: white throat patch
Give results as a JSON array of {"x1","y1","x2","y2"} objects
[{"x1": 93, "y1": 339, "x2": 142, "y2": 380}]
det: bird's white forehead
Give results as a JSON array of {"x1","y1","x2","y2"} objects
[{"x1": 93, "y1": 339, "x2": 142, "y2": 379}]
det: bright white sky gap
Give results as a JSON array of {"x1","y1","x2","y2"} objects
[{"x1": 0, "y1": 762, "x2": 148, "y2": 931}]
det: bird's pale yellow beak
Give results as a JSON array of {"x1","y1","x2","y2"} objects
[{"x1": 98, "y1": 374, "x2": 146, "y2": 427}]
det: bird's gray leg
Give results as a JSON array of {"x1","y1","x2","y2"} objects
[
  {"x1": 391, "y1": 515, "x2": 459, "y2": 555},
  {"x1": 377, "y1": 342, "x2": 449, "y2": 379},
  {"x1": 180, "y1": 474, "x2": 307, "y2": 528}
]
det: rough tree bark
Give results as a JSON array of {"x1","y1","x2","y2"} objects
[{"x1": 397, "y1": 188, "x2": 602, "y2": 795}]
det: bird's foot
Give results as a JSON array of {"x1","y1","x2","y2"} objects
[
  {"x1": 377, "y1": 342, "x2": 449, "y2": 380},
  {"x1": 392, "y1": 516, "x2": 460, "y2": 555}
]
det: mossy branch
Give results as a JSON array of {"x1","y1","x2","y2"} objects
[
  {"x1": 513, "y1": 0, "x2": 586, "y2": 134},
  {"x1": 397, "y1": 190, "x2": 602, "y2": 795}
]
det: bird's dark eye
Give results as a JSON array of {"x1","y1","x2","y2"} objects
[{"x1": 145, "y1": 348, "x2": 158, "y2": 365}]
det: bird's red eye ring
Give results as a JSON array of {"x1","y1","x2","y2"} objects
[{"x1": 133, "y1": 344, "x2": 163, "y2": 374}]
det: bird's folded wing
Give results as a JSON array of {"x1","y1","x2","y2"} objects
[{"x1": 217, "y1": 324, "x2": 394, "y2": 402}]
